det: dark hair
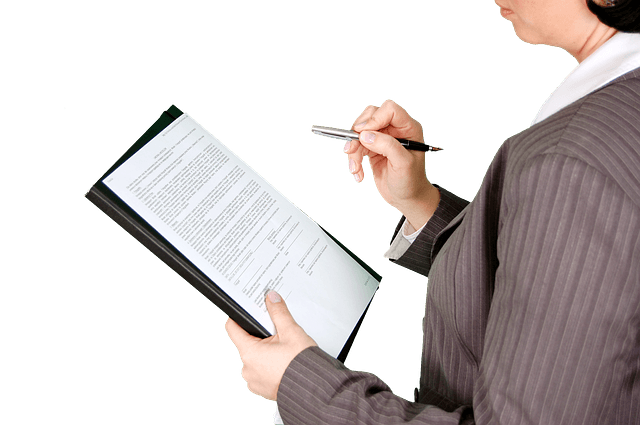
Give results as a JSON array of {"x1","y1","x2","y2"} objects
[{"x1": 587, "y1": 0, "x2": 640, "y2": 33}]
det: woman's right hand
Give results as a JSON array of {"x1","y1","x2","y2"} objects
[{"x1": 345, "y1": 100, "x2": 440, "y2": 230}]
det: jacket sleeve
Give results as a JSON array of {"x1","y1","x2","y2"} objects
[
  {"x1": 276, "y1": 155, "x2": 640, "y2": 424},
  {"x1": 277, "y1": 346, "x2": 474, "y2": 425},
  {"x1": 390, "y1": 186, "x2": 469, "y2": 277}
]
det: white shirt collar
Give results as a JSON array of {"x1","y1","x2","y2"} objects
[{"x1": 532, "y1": 32, "x2": 640, "y2": 125}]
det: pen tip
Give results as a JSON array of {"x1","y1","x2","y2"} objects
[{"x1": 431, "y1": 147, "x2": 443, "y2": 151}]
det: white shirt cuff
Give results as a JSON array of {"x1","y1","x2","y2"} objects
[{"x1": 384, "y1": 219, "x2": 426, "y2": 260}]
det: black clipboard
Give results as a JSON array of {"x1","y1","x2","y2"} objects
[{"x1": 85, "y1": 106, "x2": 380, "y2": 362}]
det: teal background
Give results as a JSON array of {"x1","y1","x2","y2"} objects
[{"x1": 1, "y1": 1, "x2": 575, "y2": 423}]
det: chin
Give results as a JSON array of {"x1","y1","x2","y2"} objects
[{"x1": 512, "y1": 25, "x2": 546, "y2": 45}]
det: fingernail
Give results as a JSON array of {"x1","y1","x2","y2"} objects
[
  {"x1": 349, "y1": 159, "x2": 356, "y2": 173},
  {"x1": 267, "y1": 290, "x2": 281, "y2": 303},
  {"x1": 362, "y1": 132, "x2": 375, "y2": 144},
  {"x1": 354, "y1": 173, "x2": 361, "y2": 182},
  {"x1": 343, "y1": 140, "x2": 351, "y2": 152},
  {"x1": 354, "y1": 121, "x2": 367, "y2": 129}
]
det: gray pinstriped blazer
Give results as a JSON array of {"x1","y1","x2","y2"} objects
[{"x1": 277, "y1": 67, "x2": 640, "y2": 424}]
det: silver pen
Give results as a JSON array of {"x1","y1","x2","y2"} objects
[{"x1": 311, "y1": 125, "x2": 442, "y2": 152}]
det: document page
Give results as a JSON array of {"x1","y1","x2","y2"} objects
[{"x1": 104, "y1": 114, "x2": 379, "y2": 357}]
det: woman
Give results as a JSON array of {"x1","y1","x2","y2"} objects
[{"x1": 226, "y1": 0, "x2": 640, "y2": 423}]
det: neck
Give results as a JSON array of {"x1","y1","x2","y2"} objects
[{"x1": 571, "y1": 25, "x2": 618, "y2": 63}]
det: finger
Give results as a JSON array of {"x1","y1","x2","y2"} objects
[
  {"x1": 349, "y1": 157, "x2": 363, "y2": 183},
  {"x1": 347, "y1": 140, "x2": 363, "y2": 170},
  {"x1": 346, "y1": 140, "x2": 369, "y2": 183},
  {"x1": 265, "y1": 291, "x2": 298, "y2": 335},
  {"x1": 359, "y1": 131, "x2": 412, "y2": 168},
  {"x1": 225, "y1": 318, "x2": 260, "y2": 351},
  {"x1": 343, "y1": 139, "x2": 353, "y2": 154},
  {"x1": 358, "y1": 100, "x2": 421, "y2": 140},
  {"x1": 351, "y1": 105, "x2": 379, "y2": 131},
  {"x1": 241, "y1": 369, "x2": 254, "y2": 393}
]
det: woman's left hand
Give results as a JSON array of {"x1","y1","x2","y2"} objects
[{"x1": 225, "y1": 291, "x2": 317, "y2": 401}]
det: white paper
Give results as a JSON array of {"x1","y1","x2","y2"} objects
[{"x1": 104, "y1": 114, "x2": 379, "y2": 357}]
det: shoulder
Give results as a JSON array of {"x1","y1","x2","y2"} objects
[
  {"x1": 570, "y1": 66, "x2": 640, "y2": 132},
  {"x1": 500, "y1": 67, "x2": 640, "y2": 208}
]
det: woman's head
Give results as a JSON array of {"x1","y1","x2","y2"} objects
[{"x1": 495, "y1": 0, "x2": 634, "y2": 61}]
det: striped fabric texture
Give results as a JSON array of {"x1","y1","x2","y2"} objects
[{"x1": 277, "y1": 67, "x2": 640, "y2": 424}]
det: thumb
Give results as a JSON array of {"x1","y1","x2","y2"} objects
[
  {"x1": 265, "y1": 291, "x2": 297, "y2": 335},
  {"x1": 360, "y1": 131, "x2": 414, "y2": 166}
]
